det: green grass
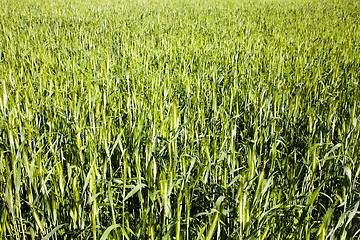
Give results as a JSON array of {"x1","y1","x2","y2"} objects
[{"x1": 0, "y1": 0, "x2": 359, "y2": 239}]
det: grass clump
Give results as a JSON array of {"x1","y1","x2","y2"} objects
[{"x1": 0, "y1": 0, "x2": 359, "y2": 239}]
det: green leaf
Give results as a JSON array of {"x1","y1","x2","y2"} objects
[
  {"x1": 100, "y1": 224, "x2": 121, "y2": 240},
  {"x1": 88, "y1": 191, "x2": 104, "y2": 205},
  {"x1": 42, "y1": 224, "x2": 65, "y2": 240},
  {"x1": 123, "y1": 183, "x2": 146, "y2": 202},
  {"x1": 340, "y1": 165, "x2": 352, "y2": 185},
  {"x1": 344, "y1": 199, "x2": 360, "y2": 228}
]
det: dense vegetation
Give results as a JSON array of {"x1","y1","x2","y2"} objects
[{"x1": 0, "y1": 0, "x2": 359, "y2": 239}]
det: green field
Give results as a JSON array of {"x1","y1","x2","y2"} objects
[{"x1": 0, "y1": 0, "x2": 359, "y2": 239}]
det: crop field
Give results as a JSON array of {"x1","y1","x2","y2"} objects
[{"x1": 0, "y1": 0, "x2": 359, "y2": 239}]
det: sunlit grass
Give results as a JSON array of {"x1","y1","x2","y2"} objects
[{"x1": 0, "y1": 0, "x2": 359, "y2": 239}]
